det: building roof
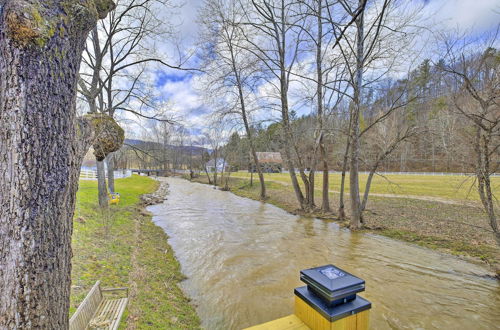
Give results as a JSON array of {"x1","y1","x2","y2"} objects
[{"x1": 256, "y1": 152, "x2": 283, "y2": 163}]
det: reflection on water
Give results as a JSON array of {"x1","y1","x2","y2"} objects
[{"x1": 148, "y1": 178, "x2": 500, "y2": 330}]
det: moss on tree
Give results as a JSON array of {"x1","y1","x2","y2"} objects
[
  {"x1": 83, "y1": 113, "x2": 125, "y2": 161},
  {"x1": 4, "y1": 0, "x2": 115, "y2": 48}
]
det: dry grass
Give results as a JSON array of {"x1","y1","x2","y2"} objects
[{"x1": 232, "y1": 171, "x2": 500, "y2": 201}]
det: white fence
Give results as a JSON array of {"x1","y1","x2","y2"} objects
[
  {"x1": 79, "y1": 169, "x2": 132, "y2": 180},
  {"x1": 337, "y1": 171, "x2": 499, "y2": 177},
  {"x1": 280, "y1": 170, "x2": 499, "y2": 177}
]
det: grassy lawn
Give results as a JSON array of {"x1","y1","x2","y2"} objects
[
  {"x1": 232, "y1": 171, "x2": 500, "y2": 201},
  {"x1": 190, "y1": 174, "x2": 500, "y2": 275},
  {"x1": 71, "y1": 175, "x2": 200, "y2": 329}
]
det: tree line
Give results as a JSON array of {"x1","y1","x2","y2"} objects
[{"x1": 197, "y1": 0, "x2": 499, "y2": 240}]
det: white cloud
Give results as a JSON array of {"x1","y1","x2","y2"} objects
[
  {"x1": 423, "y1": 0, "x2": 499, "y2": 32},
  {"x1": 120, "y1": 0, "x2": 500, "y2": 140}
]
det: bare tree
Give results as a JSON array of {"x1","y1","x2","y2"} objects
[
  {"x1": 78, "y1": 0, "x2": 181, "y2": 206},
  {"x1": 438, "y1": 31, "x2": 500, "y2": 245},
  {"x1": 203, "y1": 125, "x2": 226, "y2": 186},
  {"x1": 0, "y1": 0, "x2": 115, "y2": 327},
  {"x1": 199, "y1": 0, "x2": 267, "y2": 199},
  {"x1": 293, "y1": 0, "x2": 349, "y2": 212},
  {"x1": 235, "y1": 0, "x2": 311, "y2": 209},
  {"x1": 360, "y1": 109, "x2": 418, "y2": 211},
  {"x1": 330, "y1": 0, "x2": 421, "y2": 228}
]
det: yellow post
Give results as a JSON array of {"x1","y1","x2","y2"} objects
[
  {"x1": 293, "y1": 265, "x2": 371, "y2": 330},
  {"x1": 294, "y1": 295, "x2": 369, "y2": 330},
  {"x1": 244, "y1": 265, "x2": 371, "y2": 330}
]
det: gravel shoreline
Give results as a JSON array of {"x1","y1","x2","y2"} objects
[{"x1": 140, "y1": 177, "x2": 169, "y2": 205}]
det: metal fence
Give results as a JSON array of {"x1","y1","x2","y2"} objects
[{"x1": 79, "y1": 169, "x2": 132, "y2": 180}]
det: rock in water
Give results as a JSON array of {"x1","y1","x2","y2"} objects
[{"x1": 141, "y1": 179, "x2": 169, "y2": 206}]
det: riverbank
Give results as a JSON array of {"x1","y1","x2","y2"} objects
[
  {"x1": 231, "y1": 171, "x2": 500, "y2": 202},
  {"x1": 187, "y1": 175, "x2": 499, "y2": 277},
  {"x1": 71, "y1": 175, "x2": 200, "y2": 328}
]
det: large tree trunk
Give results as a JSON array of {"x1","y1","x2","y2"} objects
[
  {"x1": 107, "y1": 153, "x2": 115, "y2": 193},
  {"x1": 0, "y1": 1, "x2": 115, "y2": 327},
  {"x1": 349, "y1": 3, "x2": 364, "y2": 229},
  {"x1": 96, "y1": 159, "x2": 108, "y2": 207}
]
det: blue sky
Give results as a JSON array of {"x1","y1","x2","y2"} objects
[{"x1": 124, "y1": 0, "x2": 500, "y2": 142}]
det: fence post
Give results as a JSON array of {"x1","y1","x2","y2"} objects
[{"x1": 294, "y1": 265, "x2": 371, "y2": 330}]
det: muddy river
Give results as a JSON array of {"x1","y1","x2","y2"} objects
[{"x1": 148, "y1": 178, "x2": 500, "y2": 329}]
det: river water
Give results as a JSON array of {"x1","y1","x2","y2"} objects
[{"x1": 148, "y1": 178, "x2": 500, "y2": 329}]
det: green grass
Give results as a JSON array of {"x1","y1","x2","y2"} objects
[
  {"x1": 71, "y1": 175, "x2": 200, "y2": 329},
  {"x1": 380, "y1": 229, "x2": 498, "y2": 262},
  {"x1": 232, "y1": 171, "x2": 500, "y2": 201}
]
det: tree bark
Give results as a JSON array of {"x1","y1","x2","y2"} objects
[
  {"x1": 107, "y1": 153, "x2": 115, "y2": 193},
  {"x1": 475, "y1": 127, "x2": 500, "y2": 246},
  {"x1": 308, "y1": 168, "x2": 316, "y2": 208},
  {"x1": 361, "y1": 167, "x2": 376, "y2": 212},
  {"x1": 0, "y1": 1, "x2": 115, "y2": 327},
  {"x1": 204, "y1": 165, "x2": 212, "y2": 184},
  {"x1": 338, "y1": 138, "x2": 350, "y2": 220},
  {"x1": 320, "y1": 139, "x2": 330, "y2": 212},
  {"x1": 281, "y1": 78, "x2": 306, "y2": 209},
  {"x1": 213, "y1": 148, "x2": 218, "y2": 186},
  {"x1": 293, "y1": 141, "x2": 313, "y2": 209},
  {"x1": 96, "y1": 159, "x2": 108, "y2": 207}
]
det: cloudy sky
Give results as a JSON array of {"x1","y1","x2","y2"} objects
[{"x1": 123, "y1": 0, "x2": 500, "y2": 142}]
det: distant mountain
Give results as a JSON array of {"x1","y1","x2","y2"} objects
[
  {"x1": 124, "y1": 138, "x2": 148, "y2": 146},
  {"x1": 124, "y1": 139, "x2": 209, "y2": 154}
]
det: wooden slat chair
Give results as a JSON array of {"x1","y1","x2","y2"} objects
[{"x1": 69, "y1": 281, "x2": 128, "y2": 330}]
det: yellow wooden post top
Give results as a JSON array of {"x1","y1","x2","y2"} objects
[{"x1": 244, "y1": 265, "x2": 371, "y2": 330}]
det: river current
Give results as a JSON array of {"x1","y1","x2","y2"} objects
[{"x1": 148, "y1": 178, "x2": 500, "y2": 329}]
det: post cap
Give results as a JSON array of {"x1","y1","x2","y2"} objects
[{"x1": 300, "y1": 265, "x2": 365, "y2": 303}]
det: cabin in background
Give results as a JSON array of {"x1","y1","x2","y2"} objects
[
  {"x1": 206, "y1": 159, "x2": 229, "y2": 173},
  {"x1": 249, "y1": 152, "x2": 283, "y2": 173}
]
